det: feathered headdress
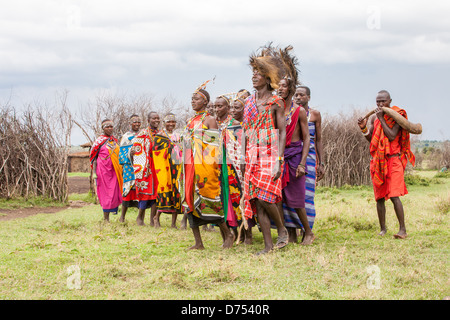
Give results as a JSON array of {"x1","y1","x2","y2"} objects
[
  {"x1": 278, "y1": 45, "x2": 300, "y2": 93},
  {"x1": 193, "y1": 77, "x2": 216, "y2": 102},
  {"x1": 249, "y1": 43, "x2": 300, "y2": 91}
]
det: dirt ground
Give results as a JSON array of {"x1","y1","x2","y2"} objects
[{"x1": 0, "y1": 176, "x2": 92, "y2": 221}]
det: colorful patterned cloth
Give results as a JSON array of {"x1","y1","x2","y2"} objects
[
  {"x1": 219, "y1": 115, "x2": 242, "y2": 227},
  {"x1": 243, "y1": 95, "x2": 283, "y2": 219},
  {"x1": 90, "y1": 135, "x2": 112, "y2": 168},
  {"x1": 242, "y1": 94, "x2": 258, "y2": 128},
  {"x1": 152, "y1": 132, "x2": 182, "y2": 213},
  {"x1": 181, "y1": 112, "x2": 224, "y2": 226},
  {"x1": 132, "y1": 127, "x2": 159, "y2": 201},
  {"x1": 119, "y1": 131, "x2": 138, "y2": 198},
  {"x1": 224, "y1": 123, "x2": 245, "y2": 220}
]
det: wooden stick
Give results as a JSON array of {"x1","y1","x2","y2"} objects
[{"x1": 363, "y1": 107, "x2": 422, "y2": 134}]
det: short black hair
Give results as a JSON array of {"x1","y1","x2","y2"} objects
[
  {"x1": 296, "y1": 85, "x2": 311, "y2": 96},
  {"x1": 377, "y1": 90, "x2": 391, "y2": 99},
  {"x1": 147, "y1": 111, "x2": 158, "y2": 119}
]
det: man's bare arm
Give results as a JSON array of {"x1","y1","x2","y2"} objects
[
  {"x1": 298, "y1": 107, "x2": 310, "y2": 174},
  {"x1": 274, "y1": 100, "x2": 286, "y2": 158},
  {"x1": 376, "y1": 109, "x2": 400, "y2": 141},
  {"x1": 313, "y1": 110, "x2": 325, "y2": 181}
]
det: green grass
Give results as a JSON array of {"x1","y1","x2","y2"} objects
[
  {"x1": 0, "y1": 196, "x2": 68, "y2": 210},
  {"x1": 68, "y1": 172, "x2": 91, "y2": 177},
  {"x1": 0, "y1": 170, "x2": 448, "y2": 300}
]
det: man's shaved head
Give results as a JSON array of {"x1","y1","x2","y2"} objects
[{"x1": 377, "y1": 90, "x2": 391, "y2": 99}]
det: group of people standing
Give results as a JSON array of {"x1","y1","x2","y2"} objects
[{"x1": 88, "y1": 44, "x2": 415, "y2": 255}]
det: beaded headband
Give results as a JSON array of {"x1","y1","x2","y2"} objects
[
  {"x1": 233, "y1": 98, "x2": 245, "y2": 107},
  {"x1": 164, "y1": 114, "x2": 177, "y2": 122},
  {"x1": 193, "y1": 77, "x2": 215, "y2": 101},
  {"x1": 217, "y1": 92, "x2": 236, "y2": 106},
  {"x1": 102, "y1": 120, "x2": 114, "y2": 129},
  {"x1": 130, "y1": 116, "x2": 141, "y2": 123}
]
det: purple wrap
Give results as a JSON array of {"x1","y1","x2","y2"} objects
[{"x1": 281, "y1": 140, "x2": 306, "y2": 208}]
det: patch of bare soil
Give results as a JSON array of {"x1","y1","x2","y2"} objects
[
  {"x1": 68, "y1": 176, "x2": 91, "y2": 194},
  {"x1": 0, "y1": 176, "x2": 93, "y2": 221}
]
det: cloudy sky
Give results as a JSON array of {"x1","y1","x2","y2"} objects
[{"x1": 1, "y1": 0, "x2": 449, "y2": 144}]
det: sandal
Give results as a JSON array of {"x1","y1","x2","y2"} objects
[{"x1": 275, "y1": 234, "x2": 289, "y2": 250}]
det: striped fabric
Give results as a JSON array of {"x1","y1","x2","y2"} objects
[
  {"x1": 304, "y1": 120, "x2": 317, "y2": 229},
  {"x1": 282, "y1": 119, "x2": 317, "y2": 230}
]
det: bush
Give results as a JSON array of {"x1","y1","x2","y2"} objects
[
  {"x1": 404, "y1": 174, "x2": 431, "y2": 186},
  {"x1": 319, "y1": 108, "x2": 372, "y2": 188},
  {"x1": 0, "y1": 93, "x2": 72, "y2": 202}
]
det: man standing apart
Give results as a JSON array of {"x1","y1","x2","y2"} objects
[{"x1": 357, "y1": 90, "x2": 415, "y2": 239}]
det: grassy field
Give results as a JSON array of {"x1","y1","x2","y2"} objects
[{"x1": 0, "y1": 170, "x2": 448, "y2": 300}]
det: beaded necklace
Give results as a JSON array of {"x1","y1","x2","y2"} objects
[{"x1": 285, "y1": 101, "x2": 295, "y2": 125}]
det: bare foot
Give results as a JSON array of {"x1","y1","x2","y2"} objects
[
  {"x1": 188, "y1": 244, "x2": 205, "y2": 250},
  {"x1": 222, "y1": 232, "x2": 235, "y2": 249},
  {"x1": 301, "y1": 233, "x2": 315, "y2": 245},
  {"x1": 244, "y1": 229, "x2": 253, "y2": 245},
  {"x1": 378, "y1": 229, "x2": 387, "y2": 236},
  {"x1": 394, "y1": 230, "x2": 407, "y2": 239},
  {"x1": 287, "y1": 228, "x2": 298, "y2": 243},
  {"x1": 136, "y1": 218, "x2": 145, "y2": 226}
]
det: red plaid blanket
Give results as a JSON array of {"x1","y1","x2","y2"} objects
[{"x1": 243, "y1": 96, "x2": 283, "y2": 219}]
